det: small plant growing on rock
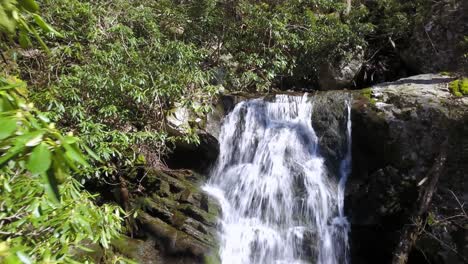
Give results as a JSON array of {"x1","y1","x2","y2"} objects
[
  {"x1": 361, "y1": 88, "x2": 377, "y2": 104},
  {"x1": 449, "y1": 78, "x2": 468, "y2": 97}
]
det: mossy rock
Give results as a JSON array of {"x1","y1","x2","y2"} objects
[
  {"x1": 204, "y1": 251, "x2": 221, "y2": 264},
  {"x1": 138, "y1": 197, "x2": 174, "y2": 223},
  {"x1": 112, "y1": 237, "x2": 161, "y2": 264},
  {"x1": 172, "y1": 210, "x2": 188, "y2": 228},
  {"x1": 360, "y1": 88, "x2": 377, "y2": 105},
  {"x1": 177, "y1": 203, "x2": 218, "y2": 227},
  {"x1": 138, "y1": 211, "x2": 212, "y2": 256},
  {"x1": 449, "y1": 78, "x2": 468, "y2": 97},
  {"x1": 439, "y1": 71, "x2": 453, "y2": 76},
  {"x1": 128, "y1": 167, "x2": 220, "y2": 262}
]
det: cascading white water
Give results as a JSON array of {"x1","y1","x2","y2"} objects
[{"x1": 203, "y1": 94, "x2": 352, "y2": 264}]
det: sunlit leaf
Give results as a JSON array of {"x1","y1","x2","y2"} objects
[
  {"x1": 18, "y1": 0, "x2": 40, "y2": 13},
  {"x1": 16, "y1": 251, "x2": 32, "y2": 264},
  {"x1": 26, "y1": 143, "x2": 51, "y2": 174},
  {"x1": 37, "y1": 113, "x2": 50, "y2": 123},
  {"x1": 0, "y1": 118, "x2": 16, "y2": 139},
  {"x1": 62, "y1": 136, "x2": 78, "y2": 144},
  {"x1": 25, "y1": 133, "x2": 43, "y2": 147},
  {"x1": 83, "y1": 144, "x2": 101, "y2": 162},
  {"x1": 64, "y1": 144, "x2": 89, "y2": 167},
  {"x1": 32, "y1": 14, "x2": 63, "y2": 37}
]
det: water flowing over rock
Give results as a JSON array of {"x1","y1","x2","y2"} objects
[
  {"x1": 204, "y1": 94, "x2": 352, "y2": 264},
  {"x1": 117, "y1": 74, "x2": 467, "y2": 264}
]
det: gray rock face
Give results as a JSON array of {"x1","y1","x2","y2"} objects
[
  {"x1": 311, "y1": 90, "x2": 352, "y2": 180},
  {"x1": 349, "y1": 74, "x2": 468, "y2": 264},
  {"x1": 318, "y1": 48, "x2": 364, "y2": 90},
  {"x1": 118, "y1": 168, "x2": 220, "y2": 264}
]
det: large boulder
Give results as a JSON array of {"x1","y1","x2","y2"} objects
[
  {"x1": 318, "y1": 48, "x2": 364, "y2": 90},
  {"x1": 114, "y1": 168, "x2": 220, "y2": 264},
  {"x1": 311, "y1": 90, "x2": 352, "y2": 180},
  {"x1": 349, "y1": 74, "x2": 468, "y2": 264}
]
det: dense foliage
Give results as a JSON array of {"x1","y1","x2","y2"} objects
[
  {"x1": 0, "y1": 0, "x2": 61, "y2": 52},
  {"x1": 1, "y1": 2, "x2": 125, "y2": 263},
  {"x1": 0, "y1": 77, "x2": 124, "y2": 263},
  {"x1": 18, "y1": 0, "x2": 223, "y2": 180},
  {"x1": 9, "y1": 0, "x2": 375, "y2": 182}
]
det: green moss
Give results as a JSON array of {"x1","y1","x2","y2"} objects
[
  {"x1": 460, "y1": 78, "x2": 468, "y2": 94},
  {"x1": 171, "y1": 210, "x2": 187, "y2": 228},
  {"x1": 439, "y1": 71, "x2": 452, "y2": 76},
  {"x1": 449, "y1": 80, "x2": 462, "y2": 96},
  {"x1": 449, "y1": 78, "x2": 468, "y2": 97},
  {"x1": 111, "y1": 236, "x2": 140, "y2": 257},
  {"x1": 204, "y1": 250, "x2": 221, "y2": 264},
  {"x1": 361, "y1": 88, "x2": 377, "y2": 105}
]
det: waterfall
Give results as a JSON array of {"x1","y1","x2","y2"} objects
[{"x1": 203, "y1": 94, "x2": 352, "y2": 264}]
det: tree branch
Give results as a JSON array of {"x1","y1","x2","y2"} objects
[{"x1": 391, "y1": 140, "x2": 448, "y2": 264}]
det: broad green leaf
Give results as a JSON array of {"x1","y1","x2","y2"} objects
[
  {"x1": 16, "y1": 251, "x2": 32, "y2": 264},
  {"x1": 0, "y1": 118, "x2": 16, "y2": 139},
  {"x1": 64, "y1": 144, "x2": 89, "y2": 167},
  {"x1": 18, "y1": 30, "x2": 31, "y2": 48},
  {"x1": 32, "y1": 14, "x2": 63, "y2": 37},
  {"x1": 16, "y1": 130, "x2": 44, "y2": 145},
  {"x1": 25, "y1": 133, "x2": 43, "y2": 147},
  {"x1": 18, "y1": 0, "x2": 40, "y2": 13},
  {"x1": 62, "y1": 136, "x2": 78, "y2": 144},
  {"x1": 26, "y1": 143, "x2": 51, "y2": 174},
  {"x1": 83, "y1": 144, "x2": 101, "y2": 162},
  {"x1": 0, "y1": 9, "x2": 16, "y2": 33},
  {"x1": 3, "y1": 253, "x2": 22, "y2": 264},
  {"x1": 0, "y1": 131, "x2": 47, "y2": 165},
  {"x1": 0, "y1": 144, "x2": 24, "y2": 166},
  {"x1": 42, "y1": 171, "x2": 60, "y2": 202}
]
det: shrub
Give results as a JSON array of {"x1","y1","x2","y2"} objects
[{"x1": 0, "y1": 76, "x2": 124, "y2": 263}]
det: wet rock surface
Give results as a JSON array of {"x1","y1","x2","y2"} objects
[
  {"x1": 121, "y1": 168, "x2": 220, "y2": 264},
  {"x1": 310, "y1": 90, "x2": 352, "y2": 181},
  {"x1": 128, "y1": 74, "x2": 467, "y2": 263}
]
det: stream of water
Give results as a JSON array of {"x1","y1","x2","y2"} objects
[{"x1": 203, "y1": 94, "x2": 351, "y2": 264}]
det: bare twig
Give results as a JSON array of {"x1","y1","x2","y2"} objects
[
  {"x1": 424, "y1": 29, "x2": 438, "y2": 54},
  {"x1": 420, "y1": 228, "x2": 468, "y2": 263},
  {"x1": 449, "y1": 189, "x2": 467, "y2": 217}
]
